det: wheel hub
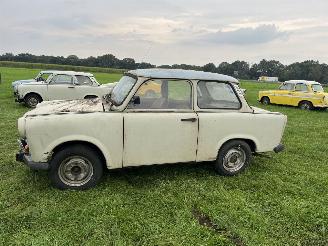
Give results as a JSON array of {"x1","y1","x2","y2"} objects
[
  {"x1": 58, "y1": 156, "x2": 94, "y2": 187},
  {"x1": 223, "y1": 147, "x2": 246, "y2": 172}
]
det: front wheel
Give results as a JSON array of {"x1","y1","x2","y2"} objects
[
  {"x1": 215, "y1": 140, "x2": 252, "y2": 176},
  {"x1": 260, "y1": 96, "x2": 270, "y2": 105},
  {"x1": 49, "y1": 145, "x2": 103, "y2": 190},
  {"x1": 25, "y1": 94, "x2": 42, "y2": 108}
]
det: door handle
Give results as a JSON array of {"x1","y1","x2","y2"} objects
[
  {"x1": 68, "y1": 86, "x2": 75, "y2": 88},
  {"x1": 181, "y1": 118, "x2": 197, "y2": 122}
]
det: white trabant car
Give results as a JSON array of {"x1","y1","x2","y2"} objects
[
  {"x1": 16, "y1": 69, "x2": 287, "y2": 190},
  {"x1": 15, "y1": 71, "x2": 116, "y2": 107}
]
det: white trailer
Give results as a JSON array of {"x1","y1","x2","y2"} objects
[{"x1": 258, "y1": 76, "x2": 279, "y2": 82}]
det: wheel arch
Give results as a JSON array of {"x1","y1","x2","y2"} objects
[
  {"x1": 298, "y1": 100, "x2": 313, "y2": 107},
  {"x1": 50, "y1": 140, "x2": 108, "y2": 169},
  {"x1": 217, "y1": 137, "x2": 257, "y2": 154},
  {"x1": 84, "y1": 95, "x2": 98, "y2": 99},
  {"x1": 24, "y1": 92, "x2": 43, "y2": 101}
]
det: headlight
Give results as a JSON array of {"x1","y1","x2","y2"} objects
[{"x1": 18, "y1": 117, "x2": 26, "y2": 138}]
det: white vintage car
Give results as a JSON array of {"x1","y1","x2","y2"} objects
[
  {"x1": 15, "y1": 71, "x2": 116, "y2": 107},
  {"x1": 16, "y1": 69, "x2": 287, "y2": 190}
]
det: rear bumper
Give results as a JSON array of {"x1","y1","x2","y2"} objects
[
  {"x1": 273, "y1": 143, "x2": 285, "y2": 153},
  {"x1": 16, "y1": 151, "x2": 50, "y2": 171}
]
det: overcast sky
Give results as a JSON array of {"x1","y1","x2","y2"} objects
[{"x1": 0, "y1": 0, "x2": 327, "y2": 65}]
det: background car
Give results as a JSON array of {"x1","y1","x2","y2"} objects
[
  {"x1": 259, "y1": 80, "x2": 328, "y2": 110},
  {"x1": 15, "y1": 71, "x2": 116, "y2": 107}
]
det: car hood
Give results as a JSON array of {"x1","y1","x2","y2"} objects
[
  {"x1": 251, "y1": 106, "x2": 283, "y2": 115},
  {"x1": 24, "y1": 99, "x2": 104, "y2": 117},
  {"x1": 99, "y1": 82, "x2": 117, "y2": 89},
  {"x1": 12, "y1": 79, "x2": 36, "y2": 86}
]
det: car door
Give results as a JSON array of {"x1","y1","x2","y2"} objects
[
  {"x1": 47, "y1": 74, "x2": 76, "y2": 100},
  {"x1": 123, "y1": 79, "x2": 198, "y2": 167},
  {"x1": 74, "y1": 75, "x2": 96, "y2": 98},
  {"x1": 273, "y1": 83, "x2": 295, "y2": 105},
  {"x1": 291, "y1": 83, "x2": 309, "y2": 106}
]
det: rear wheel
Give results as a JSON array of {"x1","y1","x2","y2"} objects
[
  {"x1": 299, "y1": 101, "x2": 313, "y2": 110},
  {"x1": 25, "y1": 94, "x2": 42, "y2": 108},
  {"x1": 49, "y1": 145, "x2": 103, "y2": 190},
  {"x1": 261, "y1": 96, "x2": 270, "y2": 105},
  {"x1": 215, "y1": 140, "x2": 252, "y2": 176}
]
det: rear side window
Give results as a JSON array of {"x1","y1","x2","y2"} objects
[
  {"x1": 295, "y1": 83, "x2": 308, "y2": 92},
  {"x1": 197, "y1": 81, "x2": 241, "y2": 109},
  {"x1": 76, "y1": 76, "x2": 93, "y2": 86}
]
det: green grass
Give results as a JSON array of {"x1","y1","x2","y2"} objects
[{"x1": 0, "y1": 67, "x2": 328, "y2": 245}]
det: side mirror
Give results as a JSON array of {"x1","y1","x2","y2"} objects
[{"x1": 132, "y1": 96, "x2": 140, "y2": 105}]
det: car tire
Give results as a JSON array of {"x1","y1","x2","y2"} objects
[
  {"x1": 299, "y1": 101, "x2": 313, "y2": 110},
  {"x1": 215, "y1": 140, "x2": 252, "y2": 176},
  {"x1": 25, "y1": 94, "x2": 42, "y2": 108},
  {"x1": 261, "y1": 96, "x2": 270, "y2": 105},
  {"x1": 49, "y1": 145, "x2": 103, "y2": 190}
]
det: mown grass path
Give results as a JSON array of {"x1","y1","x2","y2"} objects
[{"x1": 0, "y1": 67, "x2": 327, "y2": 245}]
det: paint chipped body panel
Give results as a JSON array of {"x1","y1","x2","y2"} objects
[
  {"x1": 15, "y1": 71, "x2": 116, "y2": 106},
  {"x1": 259, "y1": 80, "x2": 328, "y2": 108},
  {"x1": 17, "y1": 69, "x2": 287, "y2": 171}
]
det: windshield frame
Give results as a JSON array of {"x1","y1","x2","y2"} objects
[{"x1": 110, "y1": 73, "x2": 138, "y2": 106}]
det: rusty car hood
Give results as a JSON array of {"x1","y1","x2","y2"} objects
[{"x1": 24, "y1": 99, "x2": 105, "y2": 117}]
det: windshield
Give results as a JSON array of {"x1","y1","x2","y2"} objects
[
  {"x1": 312, "y1": 84, "x2": 324, "y2": 92},
  {"x1": 111, "y1": 75, "x2": 137, "y2": 105}
]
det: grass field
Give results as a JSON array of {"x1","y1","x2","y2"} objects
[{"x1": 0, "y1": 67, "x2": 327, "y2": 245}]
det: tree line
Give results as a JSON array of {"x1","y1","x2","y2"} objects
[{"x1": 1, "y1": 53, "x2": 328, "y2": 83}]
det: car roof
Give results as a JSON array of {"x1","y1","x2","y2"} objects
[
  {"x1": 285, "y1": 80, "x2": 321, "y2": 85},
  {"x1": 51, "y1": 71, "x2": 94, "y2": 76},
  {"x1": 127, "y1": 69, "x2": 239, "y2": 83},
  {"x1": 40, "y1": 70, "x2": 62, "y2": 74}
]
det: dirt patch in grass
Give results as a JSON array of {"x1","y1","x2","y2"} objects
[{"x1": 192, "y1": 206, "x2": 245, "y2": 246}]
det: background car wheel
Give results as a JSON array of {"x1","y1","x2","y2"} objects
[
  {"x1": 215, "y1": 140, "x2": 252, "y2": 176},
  {"x1": 25, "y1": 94, "x2": 42, "y2": 108},
  {"x1": 299, "y1": 101, "x2": 313, "y2": 110},
  {"x1": 49, "y1": 145, "x2": 103, "y2": 190},
  {"x1": 261, "y1": 96, "x2": 270, "y2": 105}
]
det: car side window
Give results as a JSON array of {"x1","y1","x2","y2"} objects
[
  {"x1": 129, "y1": 79, "x2": 192, "y2": 110},
  {"x1": 76, "y1": 76, "x2": 93, "y2": 86},
  {"x1": 279, "y1": 83, "x2": 294, "y2": 91},
  {"x1": 51, "y1": 75, "x2": 73, "y2": 85},
  {"x1": 295, "y1": 83, "x2": 308, "y2": 92},
  {"x1": 197, "y1": 81, "x2": 241, "y2": 109}
]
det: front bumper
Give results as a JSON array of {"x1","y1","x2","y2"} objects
[
  {"x1": 16, "y1": 139, "x2": 50, "y2": 170},
  {"x1": 273, "y1": 143, "x2": 285, "y2": 153},
  {"x1": 16, "y1": 152, "x2": 50, "y2": 170}
]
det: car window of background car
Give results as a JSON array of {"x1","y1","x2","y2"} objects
[
  {"x1": 197, "y1": 81, "x2": 240, "y2": 109},
  {"x1": 51, "y1": 75, "x2": 73, "y2": 84},
  {"x1": 312, "y1": 84, "x2": 324, "y2": 92},
  {"x1": 295, "y1": 83, "x2": 308, "y2": 92},
  {"x1": 76, "y1": 75, "x2": 93, "y2": 86},
  {"x1": 130, "y1": 79, "x2": 192, "y2": 110},
  {"x1": 279, "y1": 83, "x2": 294, "y2": 90}
]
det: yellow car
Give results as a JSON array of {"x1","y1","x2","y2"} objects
[
  {"x1": 137, "y1": 81, "x2": 161, "y2": 97},
  {"x1": 259, "y1": 80, "x2": 328, "y2": 110}
]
